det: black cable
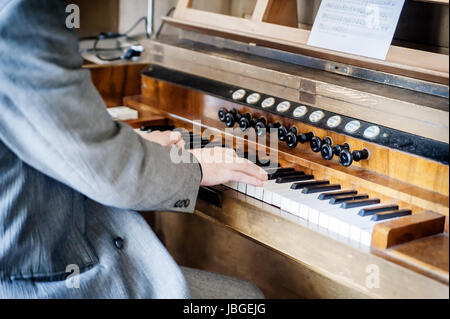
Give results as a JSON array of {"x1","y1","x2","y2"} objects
[
  {"x1": 93, "y1": 34, "x2": 140, "y2": 62},
  {"x1": 155, "y1": 7, "x2": 176, "y2": 39},
  {"x1": 88, "y1": 16, "x2": 150, "y2": 62},
  {"x1": 123, "y1": 16, "x2": 150, "y2": 38}
]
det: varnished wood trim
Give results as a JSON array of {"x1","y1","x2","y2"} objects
[{"x1": 372, "y1": 211, "x2": 446, "y2": 250}]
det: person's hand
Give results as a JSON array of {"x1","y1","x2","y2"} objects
[
  {"x1": 139, "y1": 130, "x2": 185, "y2": 149},
  {"x1": 190, "y1": 147, "x2": 268, "y2": 187}
]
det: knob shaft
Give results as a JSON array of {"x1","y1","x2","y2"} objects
[
  {"x1": 298, "y1": 132, "x2": 314, "y2": 144},
  {"x1": 310, "y1": 136, "x2": 332, "y2": 153},
  {"x1": 268, "y1": 122, "x2": 281, "y2": 130},
  {"x1": 333, "y1": 143, "x2": 350, "y2": 156},
  {"x1": 322, "y1": 143, "x2": 349, "y2": 161},
  {"x1": 352, "y1": 149, "x2": 370, "y2": 162}
]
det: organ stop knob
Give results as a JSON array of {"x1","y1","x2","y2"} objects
[
  {"x1": 321, "y1": 143, "x2": 349, "y2": 161},
  {"x1": 278, "y1": 125, "x2": 289, "y2": 141},
  {"x1": 339, "y1": 148, "x2": 369, "y2": 167},
  {"x1": 298, "y1": 132, "x2": 314, "y2": 144},
  {"x1": 286, "y1": 127, "x2": 299, "y2": 148},
  {"x1": 254, "y1": 118, "x2": 267, "y2": 136},
  {"x1": 225, "y1": 109, "x2": 240, "y2": 128},
  {"x1": 310, "y1": 136, "x2": 332, "y2": 153},
  {"x1": 218, "y1": 108, "x2": 228, "y2": 122},
  {"x1": 353, "y1": 149, "x2": 370, "y2": 162},
  {"x1": 238, "y1": 113, "x2": 252, "y2": 131}
]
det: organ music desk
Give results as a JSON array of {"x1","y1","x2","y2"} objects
[{"x1": 89, "y1": 0, "x2": 449, "y2": 299}]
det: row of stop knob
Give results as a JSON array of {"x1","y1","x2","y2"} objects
[{"x1": 218, "y1": 108, "x2": 369, "y2": 167}]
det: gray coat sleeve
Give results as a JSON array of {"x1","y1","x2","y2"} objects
[{"x1": 0, "y1": 0, "x2": 202, "y2": 212}]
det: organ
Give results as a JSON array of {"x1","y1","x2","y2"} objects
[{"x1": 90, "y1": 0, "x2": 449, "y2": 298}]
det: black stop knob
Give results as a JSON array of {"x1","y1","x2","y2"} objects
[
  {"x1": 298, "y1": 132, "x2": 314, "y2": 144},
  {"x1": 339, "y1": 149, "x2": 353, "y2": 167},
  {"x1": 238, "y1": 113, "x2": 251, "y2": 131},
  {"x1": 286, "y1": 132, "x2": 298, "y2": 148},
  {"x1": 352, "y1": 149, "x2": 370, "y2": 162},
  {"x1": 225, "y1": 109, "x2": 239, "y2": 128},
  {"x1": 310, "y1": 136, "x2": 331, "y2": 153},
  {"x1": 268, "y1": 122, "x2": 281, "y2": 130},
  {"x1": 278, "y1": 125, "x2": 288, "y2": 141},
  {"x1": 321, "y1": 143, "x2": 334, "y2": 160},
  {"x1": 332, "y1": 143, "x2": 350, "y2": 156},
  {"x1": 218, "y1": 108, "x2": 228, "y2": 122},
  {"x1": 268, "y1": 122, "x2": 281, "y2": 136},
  {"x1": 255, "y1": 119, "x2": 267, "y2": 137}
]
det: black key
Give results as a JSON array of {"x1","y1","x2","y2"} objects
[
  {"x1": 291, "y1": 180, "x2": 328, "y2": 190},
  {"x1": 358, "y1": 204, "x2": 399, "y2": 216},
  {"x1": 371, "y1": 209, "x2": 412, "y2": 221},
  {"x1": 264, "y1": 167, "x2": 295, "y2": 174},
  {"x1": 329, "y1": 194, "x2": 368, "y2": 205},
  {"x1": 302, "y1": 184, "x2": 341, "y2": 194},
  {"x1": 341, "y1": 198, "x2": 380, "y2": 209},
  {"x1": 268, "y1": 171, "x2": 304, "y2": 180},
  {"x1": 276, "y1": 175, "x2": 315, "y2": 184},
  {"x1": 318, "y1": 190, "x2": 358, "y2": 200}
]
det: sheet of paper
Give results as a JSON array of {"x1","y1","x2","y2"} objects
[{"x1": 307, "y1": 0, "x2": 405, "y2": 60}]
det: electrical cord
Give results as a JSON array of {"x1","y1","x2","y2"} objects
[
  {"x1": 82, "y1": 7, "x2": 176, "y2": 62},
  {"x1": 155, "y1": 7, "x2": 176, "y2": 39},
  {"x1": 82, "y1": 16, "x2": 150, "y2": 62}
]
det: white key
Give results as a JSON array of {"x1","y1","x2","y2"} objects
[
  {"x1": 285, "y1": 192, "x2": 383, "y2": 244},
  {"x1": 269, "y1": 179, "x2": 316, "y2": 207},
  {"x1": 325, "y1": 204, "x2": 385, "y2": 244},
  {"x1": 262, "y1": 183, "x2": 293, "y2": 205},
  {"x1": 237, "y1": 183, "x2": 247, "y2": 193},
  {"x1": 224, "y1": 182, "x2": 238, "y2": 190},
  {"x1": 253, "y1": 179, "x2": 279, "y2": 200},
  {"x1": 280, "y1": 192, "x2": 317, "y2": 218},
  {"x1": 246, "y1": 184, "x2": 255, "y2": 197}
]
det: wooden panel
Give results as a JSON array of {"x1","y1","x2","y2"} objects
[
  {"x1": 372, "y1": 211, "x2": 446, "y2": 250},
  {"x1": 87, "y1": 64, "x2": 146, "y2": 107},
  {"x1": 144, "y1": 192, "x2": 449, "y2": 298},
  {"x1": 382, "y1": 235, "x2": 449, "y2": 284},
  {"x1": 262, "y1": 0, "x2": 298, "y2": 28},
  {"x1": 147, "y1": 211, "x2": 369, "y2": 299}
]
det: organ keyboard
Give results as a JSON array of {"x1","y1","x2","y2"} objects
[{"x1": 92, "y1": 0, "x2": 449, "y2": 299}]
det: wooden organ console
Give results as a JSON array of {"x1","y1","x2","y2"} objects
[{"x1": 89, "y1": 0, "x2": 449, "y2": 298}]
